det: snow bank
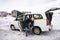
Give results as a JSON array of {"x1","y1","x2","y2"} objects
[{"x1": 0, "y1": 15, "x2": 16, "y2": 30}]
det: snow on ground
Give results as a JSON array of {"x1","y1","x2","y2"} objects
[
  {"x1": 0, "y1": 14, "x2": 60, "y2": 40},
  {"x1": 0, "y1": 29, "x2": 60, "y2": 40},
  {"x1": 0, "y1": 15, "x2": 16, "y2": 30}
]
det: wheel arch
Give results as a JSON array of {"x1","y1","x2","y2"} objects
[
  {"x1": 32, "y1": 26, "x2": 42, "y2": 32},
  {"x1": 10, "y1": 24, "x2": 14, "y2": 26},
  {"x1": 10, "y1": 24, "x2": 16, "y2": 30}
]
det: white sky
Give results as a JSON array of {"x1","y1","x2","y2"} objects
[{"x1": 0, "y1": 0, "x2": 60, "y2": 13}]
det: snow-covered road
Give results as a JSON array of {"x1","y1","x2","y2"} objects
[{"x1": 0, "y1": 29, "x2": 60, "y2": 40}]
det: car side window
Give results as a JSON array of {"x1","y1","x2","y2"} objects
[
  {"x1": 18, "y1": 15, "x2": 23, "y2": 20},
  {"x1": 34, "y1": 14, "x2": 43, "y2": 19}
]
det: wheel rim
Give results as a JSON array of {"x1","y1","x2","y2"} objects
[
  {"x1": 11, "y1": 26, "x2": 15, "y2": 30},
  {"x1": 34, "y1": 28, "x2": 40, "y2": 34}
]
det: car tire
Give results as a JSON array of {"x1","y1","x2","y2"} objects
[
  {"x1": 32, "y1": 27, "x2": 41, "y2": 35},
  {"x1": 10, "y1": 25, "x2": 15, "y2": 30}
]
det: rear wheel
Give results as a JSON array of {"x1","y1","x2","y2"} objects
[
  {"x1": 32, "y1": 27, "x2": 41, "y2": 35},
  {"x1": 10, "y1": 25, "x2": 15, "y2": 30}
]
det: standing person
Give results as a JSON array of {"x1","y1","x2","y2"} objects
[
  {"x1": 45, "y1": 12, "x2": 53, "y2": 25},
  {"x1": 25, "y1": 16, "x2": 32, "y2": 36},
  {"x1": 45, "y1": 12, "x2": 53, "y2": 31},
  {"x1": 29, "y1": 15, "x2": 34, "y2": 28}
]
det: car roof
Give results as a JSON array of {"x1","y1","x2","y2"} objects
[{"x1": 24, "y1": 14, "x2": 42, "y2": 15}]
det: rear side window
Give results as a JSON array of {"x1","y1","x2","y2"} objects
[{"x1": 34, "y1": 14, "x2": 43, "y2": 19}]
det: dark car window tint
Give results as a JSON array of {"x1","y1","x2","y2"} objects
[{"x1": 18, "y1": 15, "x2": 23, "y2": 20}]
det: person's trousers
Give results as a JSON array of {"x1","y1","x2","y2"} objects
[{"x1": 25, "y1": 24, "x2": 32, "y2": 36}]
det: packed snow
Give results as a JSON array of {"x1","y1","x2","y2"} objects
[{"x1": 0, "y1": 15, "x2": 16, "y2": 30}]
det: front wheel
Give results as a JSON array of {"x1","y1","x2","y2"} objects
[
  {"x1": 32, "y1": 27, "x2": 41, "y2": 35},
  {"x1": 10, "y1": 25, "x2": 15, "y2": 30}
]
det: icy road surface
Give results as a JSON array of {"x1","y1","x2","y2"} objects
[{"x1": 0, "y1": 29, "x2": 60, "y2": 40}]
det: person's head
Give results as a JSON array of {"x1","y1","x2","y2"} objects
[
  {"x1": 25, "y1": 15, "x2": 29, "y2": 20},
  {"x1": 31, "y1": 17, "x2": 34, "y2": 21},
  {"x1": 29, "y1": 15, "x2": 34, "y2": 21}
]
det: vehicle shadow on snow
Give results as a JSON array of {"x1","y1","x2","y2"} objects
[
  {"x1": 11, "y1": 29, "x2": 60, "y2": 36},
  {"x1": 40, "y1": 30, "x2": 60, "y2": 36},
  {"x1": 40, "y1": 31, "x2": 52, "y2": 36},
  {"x1": 12, "y1": 29, "x2": 20, "y2": 31}
]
